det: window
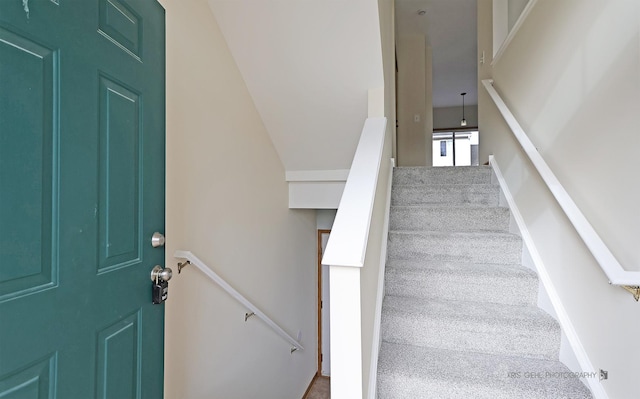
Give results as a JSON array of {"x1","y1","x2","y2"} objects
[{"x1": 433, "y1": 131, "x2": 479, "y2": 167}]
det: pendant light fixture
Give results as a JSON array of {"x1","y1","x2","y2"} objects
[{"x1": 460, "y1": 92, "x2": 467, "y2": 127}]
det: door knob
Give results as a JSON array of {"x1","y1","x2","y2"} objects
[
  {"x1": 151, "y1": 265, "x2": 172, "y2": 305},
  {"x1": 151, "y1": 232, "x2": 165, "y2": 247},
  {"x1": 150, "y1": 265, "x2": 172, "y2": 282}
]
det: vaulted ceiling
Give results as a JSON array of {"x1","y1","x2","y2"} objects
[{"x1": 207, "y1": 0, "x2": 384, "y2": 172}]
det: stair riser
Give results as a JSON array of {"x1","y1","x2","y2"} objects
[
  {"x1": 394, "y1": 167, "x2": 492, "y2": 185},
  {"x1": 384, "y1": 268, "x2": 538, "y2": 306},
  {"x1": 381, "y1": 311, "x2": 560, "y2": 360},
  {"x1": 377, "y1": 376, "x2": 564, "y2": 399},
  {"x1": 390, "y1": 207, "x2": 510, "y2": 232},
  {"x1": 378, "y1": 378, "x2": 499, "y2": 399},
  {"x1": 391, "y1": 185, "x2": 500, "y2": 206},
  {"x1": 388, "y1": 232, "x2": 522, "y2": 265},
  {"x1": 377, "y1": 342, "x2": 593, "y2": 399}
]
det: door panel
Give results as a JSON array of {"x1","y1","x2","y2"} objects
[
  {"x1": 98, "y1": 75, "x2": 142, "y2": 273},
  {"x1": 0, "y1": 354, "x2": 56, "y2": 399},
  {"x1": 98, "y1": 0, "x2": 143, "y2": 58},
  {"x1": 0, "y1": 1, "x2": 165, "y2": 397},
  {"x1": 0, "y1": 25, "x2": 57, "y2": 302},
  {"x1": 96, "y1": 310, "x2": 142, "y2": 399}
]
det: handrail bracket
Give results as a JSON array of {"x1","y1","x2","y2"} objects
[
  {"x1": 177, "y1": 260, "x2": 191, "y2": 274},
  {"x1": 622, "y1": 285, "x2": 640, "y2": 302}
]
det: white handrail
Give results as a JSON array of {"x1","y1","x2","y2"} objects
[
  {"x1": 322, "y1": 117, "x2": 388, "y2": 267},
  {"x1": 482, "y1": 79, "x2": 640, "y2": 287},
  {"x1": 174, "y1": 250, "x2": 304, "y2": 351}
]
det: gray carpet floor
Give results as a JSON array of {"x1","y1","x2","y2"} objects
[{"x1": 376, "y1": 166, "x2": 592, "y2": 399}]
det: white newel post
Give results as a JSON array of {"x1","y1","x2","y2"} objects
[{"x1": 329, "y1": 265, "x2": 363, "y2": 399}]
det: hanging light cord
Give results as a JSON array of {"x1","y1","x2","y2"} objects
[
  {"x1": 462, "y1": 93, "x2": 465, "y2": 119},
  {"x1": 460, "y1": 92, "x2": 467, "y2": 126}
]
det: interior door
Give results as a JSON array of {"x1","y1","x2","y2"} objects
[{"x1": 0, "y1": 1, "x2": 165, "y2": 397}]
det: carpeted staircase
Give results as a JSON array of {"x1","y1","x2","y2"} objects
[{"x1": 376, "y1": 166, "x2": 592, "y2": 399}]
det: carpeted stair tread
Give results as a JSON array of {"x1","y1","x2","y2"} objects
[
  {"x1": 390, "y1": 205, "x2": 511, "y2": 232},
  {"x1": 384, "y1": 260, "x2": 538, "y2": 306},
  {"x1": 377, "y1": 166, "x2": 593, "y2": 398},
  {"x1": 377, "y1": 342, "x2": 593, "y2": 399},
  {"x1": 394, "y1": 166, "x2": 493, "y2": 185},
  {"x1": 391, "y1": 184, "x2": 501, "y2": 207},
  {"x1": 381, "y1": 296, "x2": 560, "y2": 360},
  {"x1": 387, "y1": 230, "x2": 522, "y2": 265}
]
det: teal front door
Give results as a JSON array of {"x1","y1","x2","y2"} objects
[{"x1": 0, "y1": 0, "x2": 166, "y2": 397}]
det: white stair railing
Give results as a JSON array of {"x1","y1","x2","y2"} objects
[
  {"x1": 482, "y1": 79, "x2": 640, "y2": 300},
  {"x1": 174, "y1": 250, "x2": 304, "y2": 351},
  {"x1": 322, "y1": 117, "x2": 389, "y2": 399}
]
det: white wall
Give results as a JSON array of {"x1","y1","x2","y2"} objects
[
  {"x1": 161, "y1": 1, "x2": 317, "y2": 398},
  {"x1": 478, "y1": 0, "x2": 640, "y2": 397}
]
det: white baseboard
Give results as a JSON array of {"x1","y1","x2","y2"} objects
[{"x1": 489, "y1": 155, "x2": 607, "y2": 399}]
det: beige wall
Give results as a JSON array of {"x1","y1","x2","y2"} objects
[
  {"x1": 379, "y1": 0, "x2": 397, "y2": 159},
  {"x1": 424, "y1": 45, "x2": 434, "y2": 167},
  {"x1": 161, "y1": 0, "x2": 317, "y2": 397},
  {"x1": 478, "y1": 0, "x2": 640, "y2": 397},
  {"x1": 508, "y1": 0, "x2": 529, "y2": 31},
  {"x1": 433, "y1": 105, "x2": 479, "y2": 130},
  {"x1": 396, "y1": 34, "x2": 431, "y2": 166}
]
